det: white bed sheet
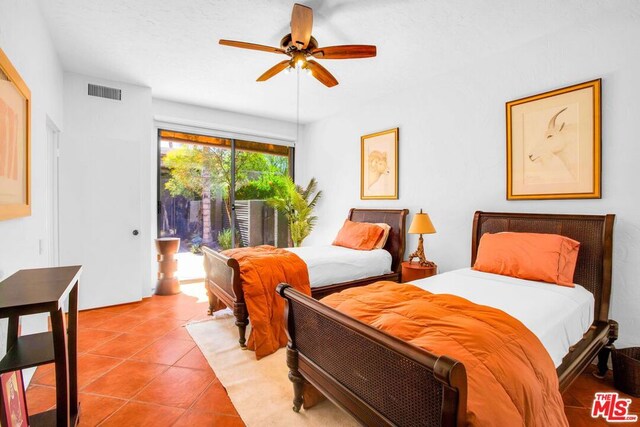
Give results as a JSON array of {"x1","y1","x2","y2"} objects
[
  {"x1": 409, "y1": 268, "x2": 594, "y2": 367},
  {"x1": 286, "y1": 245, "x2": 392, "y2": 288}
]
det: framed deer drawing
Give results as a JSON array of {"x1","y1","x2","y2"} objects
[
  {"x1": 506, "y1": 79, "x2": 601, "y2": 200},
  {"x1": 361, "y1": 127, "x2": 399, "y2": 200}
]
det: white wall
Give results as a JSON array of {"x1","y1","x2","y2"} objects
[
  {"x1": 0, "y1": 0, "x2": 64, "y2": 378},
  {"x1": 297, "y1": 8, "x2": 640, "y2": 347},
  {"x1": 153, "y1": 98, "x2": 297, "y2": 146}
]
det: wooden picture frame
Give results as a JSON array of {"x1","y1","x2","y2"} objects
[
  {"x1": 506, "y1": 79, "x2": 601, "y2": 200},
  {"x1": 0, "y1": 371, "x2": 29, "y2": 427},
  {"x1": 0, "y1": 48, "x2": 31, "y2": 221},
  {"x1": 360, "y1": 128, "x2": 398, "y2": 200}
]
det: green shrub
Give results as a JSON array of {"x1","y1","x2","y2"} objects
[
  {"x1": 217, "y1": 228, "x2": 233, "y2": 250},
  {"x1": 267, "y1": 177, "x2": 322, "y2": 247}
]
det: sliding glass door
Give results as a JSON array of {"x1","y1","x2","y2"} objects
[
  {"x1": 158, "y1": 131, "x2": 292, "y2": 267},
  {"x1": 234, "y1": 140, "x2": 292, "y2": 248}
]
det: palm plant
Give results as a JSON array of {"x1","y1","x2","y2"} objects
[{"x1": 267, "y1": 177, "x2": 322, "y2": 247}]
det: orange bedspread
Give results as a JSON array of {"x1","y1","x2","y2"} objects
[
  {"x1": 223, "y1": 245, "x2": 310, "y2": 359},
  {"x1": 322, "y1": 281, "x2": 569, "y2": 427}
]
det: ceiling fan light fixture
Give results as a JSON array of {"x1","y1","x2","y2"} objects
[{"x1": 219, "y1": 3, "x2": 375, "y2": 88}]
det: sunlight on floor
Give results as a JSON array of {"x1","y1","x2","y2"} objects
[{"x1": 180, "y1": 282, "x2": 209, "y2": 304}]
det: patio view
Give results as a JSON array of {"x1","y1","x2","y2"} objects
[{"x1": 158, "y1": 131, "x2": 292, "y2": 280}]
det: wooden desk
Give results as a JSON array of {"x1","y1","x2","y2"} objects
[
  {"x1": 401, "y1": 261, "x2": 437, "y2": 282},
  {"x1": 0, "y1": 266, "x2": 82, "y2": 427}
]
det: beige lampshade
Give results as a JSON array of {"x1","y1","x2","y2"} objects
[{"x1": 409, "y1": 211, "x2": 436, "y2": 234}]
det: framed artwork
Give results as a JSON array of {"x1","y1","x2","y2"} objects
[
  {"x1": 0, "y1": 371, "x2": 29, "y2": 427},
  {"x1": 0, "y1": 48, "x2": 31, "y2": 221},
  {"x1": 506, "y1": 79, "x2": 601, "y2": 200},
  {"x1": 361, "y1": 127, "x2": 398, "y2": 200}
]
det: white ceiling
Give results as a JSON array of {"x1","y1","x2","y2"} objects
[{"x1": 38, "y1": 0, "x2": 614, "y2": 123}]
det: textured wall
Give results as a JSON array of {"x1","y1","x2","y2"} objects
[{"x1": 297, "y1": 7, "x2": 640, "y2": 347}]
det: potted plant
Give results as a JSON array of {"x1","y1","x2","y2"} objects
[{"x1": 267, "y1": 177, "x2": 322, "y2": 247}]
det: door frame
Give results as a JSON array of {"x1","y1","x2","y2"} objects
[{"x1": 46, "y1": 116, "x2": 61, "y2": 267}]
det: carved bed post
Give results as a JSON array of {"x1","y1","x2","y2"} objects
[
  {"x1": 206, "y1": 285, "x2": 216, "y2": 316},
  {"x1": 594, "y1": 214, "x2": 616, "y2": 378},
  {"x1": 287, "y1": 346, "x2": 304, "y2": 412},
  {"x1": 595, "y1": 320, "x2": 619, "y2": 378},
  {"x1": 277, "y1": 283, "x2": 305, "y2": 412},
  {"x1": 206, "y1": 284, "x2": 227, "y2": 316},
  {"x1": 434, "y1": 355, "x2": 468, "y2": 427},
  {"x1": 233, "y1": 302, "x2": 249, "y2": 348}
]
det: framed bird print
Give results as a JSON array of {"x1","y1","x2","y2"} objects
[{"x1": 506, "y1": 79, "x2": 601, "y2": 200}]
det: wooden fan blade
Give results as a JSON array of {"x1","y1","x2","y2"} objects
[
  {"x1": 257, "y1": 60, "x2": 291, "y2": 81},
  {"x1": 219, "y1": 39, "x2": 286, "y2": 54},
  {"x1": 311, "y1": 45, "x2": 377, "y2": 59},
  {"x1": 291, "y1": 3, "x2": 313, "y2": 49},
  {"x1": 306, "y1": 60, "x2": 338, "y2": 87}
]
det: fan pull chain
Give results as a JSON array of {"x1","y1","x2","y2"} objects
[{"x1": 296, "y1": 65, "x2": 300, "y2": 147}]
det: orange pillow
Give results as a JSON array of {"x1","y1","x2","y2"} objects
[
  {"x1": 473, "y1": 232, "x2": 580, "y2": 287},
  {"x1": 333, "y1": 219, "x2": 385, "y2": 251},
  {"x1": 372, "y1": 223, "x2": 391, "y2": 249}
]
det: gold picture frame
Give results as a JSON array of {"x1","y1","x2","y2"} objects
[
  {"x1": 0, "y1": 48, "x2": 31, "y2": 220},
  {"x1": 506, "y1": 79, "x2": 601, "y2": 200},
  {"x1": 1, "y1": 370, "x2": 29, "y2": 427},
  {"x1": 361, "y1": 127, "x2": 398, "y2": 200}
]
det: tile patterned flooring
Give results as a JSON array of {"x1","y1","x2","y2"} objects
[
  {"x1": 27, "y1": 284, "x2": 243, "y2": 426},
  {"x1": 26, "y1": 283, "x2": 638, "y2": 426}
]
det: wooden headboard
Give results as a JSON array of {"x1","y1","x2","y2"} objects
[
  {"x1": 348, "y1": 208, "x2": 409, "y2": 274},
  {"x1": 471, "y1": 211, "x2": 615, "y2": 322}
]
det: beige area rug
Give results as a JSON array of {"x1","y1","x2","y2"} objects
[{"x1": 186, "y1": 313, "x2": 358, "y2": 427}]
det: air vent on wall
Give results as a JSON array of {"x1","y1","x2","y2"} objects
[{"x1": 88, "y1": 84, "x2": 122, "y2": 101}]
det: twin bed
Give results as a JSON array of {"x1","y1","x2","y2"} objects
[
  {"x1": 203, "y1": 208, "x2": 408, "y2": 347},
  {"x1": 277, "y1": 211, "x2": 617, "y2": 426}
]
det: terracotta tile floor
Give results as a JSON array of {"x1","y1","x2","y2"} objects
[
  {"x1": 27, "y1": 283, "x2": 244, "y2": 426},
  {"x1": 26, "y1": 283, "x2": 638, "y2": 426},
  {"x1": 563, "y1": 365, "x2": 639, "y2": 425}
]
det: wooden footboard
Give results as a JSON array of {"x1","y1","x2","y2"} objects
[
  {"x1": 202, "y1": 246, "x2": 250, "y2": 347},
  {"x1": 202, "y1": 246, "x2": 241, "y2": 308},
  {"x1": 201, "y1": 208, "x2": 408, "y2": 349},
  {"x1": 202, "y1": 246, "x2": 402, "y2": 348},
  {"x1": 276, "y1": 284, "x2": 618, "y2": 426},
  {"x1": 277, "y1": 284, "x2": 468, "y2": 427}
]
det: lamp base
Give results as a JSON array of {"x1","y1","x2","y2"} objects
[{"x1": 408, "y1": 235, "x2": 436, "y2": 268}]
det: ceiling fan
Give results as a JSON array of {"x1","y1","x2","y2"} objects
[{"x1": 219, "y1": 3, "x2": 376, "y2": 88}]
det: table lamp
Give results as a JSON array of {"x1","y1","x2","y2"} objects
[{"x1": 408, "y1": 209, "x2": 436, "y2": 267}]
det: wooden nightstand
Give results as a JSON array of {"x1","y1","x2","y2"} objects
[{"x1": 401, "y1": 261, "x2": 437, "y2": 282}]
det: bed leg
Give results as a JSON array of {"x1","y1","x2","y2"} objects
[
  {"x1": 206, "y1": 285, "x2": 215, "y2": 316},
  {"x1": 595, "y1": 320, "x2": 619, "y2": 379},
  {"x1": 287, "y1": 346, "x2": 304, "y2": 413},
  {"x1": 233, "y1": 302, "x2": 249, "y2": 349}
]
